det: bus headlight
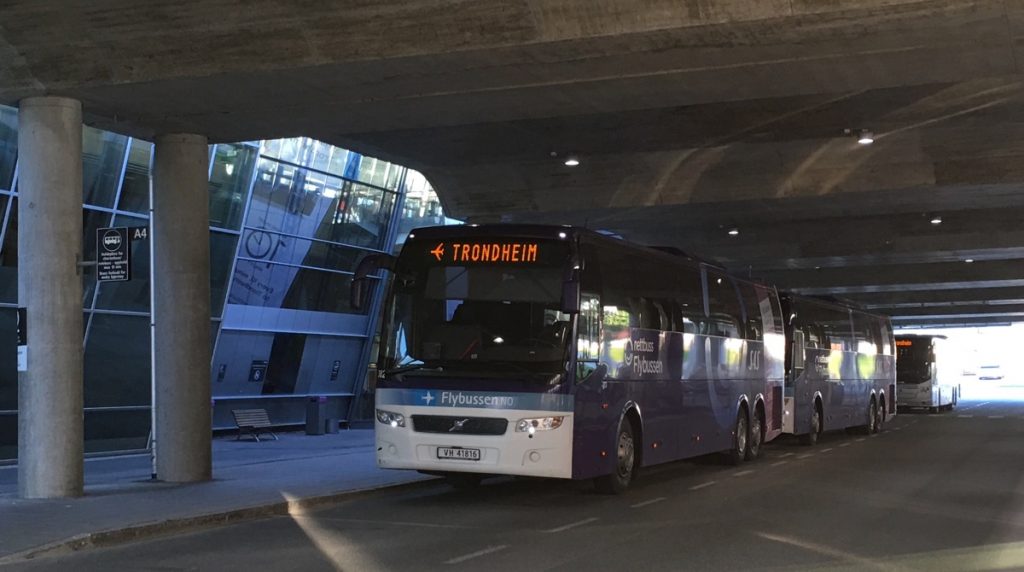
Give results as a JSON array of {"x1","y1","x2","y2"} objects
[
  {"x1": 376, "y1": 409, "x2": 406, "y2": 428},
  {"x1": 515, "y1": 416, "x2": 564, "y2": 433}
]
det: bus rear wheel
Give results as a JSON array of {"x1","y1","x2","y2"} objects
[
  {"x1": 595, "y1": 419, "x2": 637, "y2": 494},
  {"x1": 874, "y1": 399, "x2": 886, "y2": 433},
  {"x1": 800, "y1": 404, "x2": 822, "y2": 446},
  {"x1": 723, "y1": 409, "x2": 748, "y2": 466},
  {"x1": 745, "y1": 407, "x2": 764, "y2": 461},
  {"x1": 864, "y1": 399, "x2": 878, "y2": 434}
]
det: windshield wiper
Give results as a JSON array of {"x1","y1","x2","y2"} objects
[{"x1": 386, "y1": 363, "x2": 443, "y2": 376}]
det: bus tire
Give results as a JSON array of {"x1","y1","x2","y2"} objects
[
  {"x1": 594, "y1": 418, "x2": 637, "y2": 495},
  {"x1": 874, "y1": 398, "x2": 885, "y2": 433},
  {"x1": 800, "y1": 403, "x2": 822, "y2": 446},
  {"x1": 745, "y1": 405, "x2": 764, "y2": 461},
  {"x1": 723, "y1": 408, "x2": 749, "y2": 466},
  {"x1": 445, "y1": 473, "x2": 483, "y2": 490},
  {"x1": 863, "y1": 398, "x2": 878, "y2": 434}
]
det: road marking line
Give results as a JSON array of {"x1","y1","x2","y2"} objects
[
  {"x1": 797, "y1": 453, "x2": 813, "y2": 459},
  {"x1": 958, "y1": 415, "x2": 974, "y2": 418},
  {"x1": 317, "y1": 517, "x2": 469, "y2": 529},
  {"x1": 689, "y1": 480, "x2": 717, "y2": 490},
  {"x1": 989, "y1": 415, "x2": 1005, "y2": 419},
  {"x1": 631, "y1": 497, "x2": 667, "y2": 508},
  {"x1": 855, "y1": 438, "x2": 866, "y2": 442},
  {"x1": 780, "y1": 452, "x2": 795, "y2": 458},
  {"x1": 733, "y1": 470, "x2": 754, "y2": 477},
  {"x1": 821, "y1": 448, "x2": 834, "y2": 452},
  {"x1": 543, "y1": 517, "x2": 599, "y2": 533},
  {"x1": 839, "y1": 443, "x2": 851, "y2": 448},
  {"x1": 444, "y1": 545, "x2": 509, "y2": 564},
  {"x1": 771, "y1": 460, "x2": 789, "y2": 467}
]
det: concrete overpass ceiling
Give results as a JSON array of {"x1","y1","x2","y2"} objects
[{"x1": 2, "y1": 0, "x2": 1024, "y2": 325}]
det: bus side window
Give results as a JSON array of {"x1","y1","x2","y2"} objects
[
  {"x1": 705, "y1": 269, "x2": 743, "y2": 339},
  {"x1": 577, "y1": 294, "x2": 601, "y2": 378}
]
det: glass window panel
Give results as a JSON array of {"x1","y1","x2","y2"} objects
[
  {"x1": 82, "y1": 208, "x2": 114, "y2": 307},
  {"x1": 0, "y1": 414, "x2": 14, "y2": 461},
  {"x1": 212, "y1": 330, "x2": 362, "y2": 398},
  {"x1": 0, "y1": 307, "x2": 16, "y2": 411},
  {"x1": 85, "y1": 409, "x2": 149, "y2": 454},
  {"x1": 0, "y1": 200, "x2": 103, "y2": 305},
  {"x1": 84, "y1": 313, "x2": 151, "y2": 407},
  {"x1": 247, "y1": 158, "x2": 396, "y2": 250},
  {"x1": 208, "y1": 144, "x2": 256, "y2": 230},
  {"x1": 117, "y1": 139, "x2": 153, "y2": 214},
  {"x1": 239, "y1": 228, "x2": 366, "y2": 273},
  {"x1": 0, "y1": 196, "x2": 12, "y2": 304},
  {"x1": 81, "y1": 127, "x2": 128, "y2": 208},
  {"x1": 94, "y1": 216, "x2": 150, "y2": 312},
  {"x1": 210, "y1": 231, "x2": 238, "y2": 318},
  {"x1": 229, "y1": 259, "x2": 366, "y2": 314},
  {"x1": 0, "y1": 105, "x2": 16, "y2": 191}
]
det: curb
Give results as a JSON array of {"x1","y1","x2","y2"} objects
[{"x1": 0, "y1": 477, "x2": 436, "y2": 565}]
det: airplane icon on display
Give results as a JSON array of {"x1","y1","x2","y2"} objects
[
  {"x1": 421, "y1": 392, "x2": 435, "y2": 405},
  {"x1": 430, "y1": 243, "x2": 445, "y2": 261}
]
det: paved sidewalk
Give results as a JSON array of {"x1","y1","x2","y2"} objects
[{"x1": 0, "y1": 430, "x2": 429, "y2": 562}]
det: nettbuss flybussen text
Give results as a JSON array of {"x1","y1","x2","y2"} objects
[{"x1": 351, "y1": 225, "x2": 896, "y2": 493}]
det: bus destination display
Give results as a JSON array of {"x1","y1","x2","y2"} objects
[{"x1": 429, "y1": 241, "x2": 541, "y2": 264}]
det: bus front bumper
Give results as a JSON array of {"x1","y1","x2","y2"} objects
[{"x1": 375, "y1": 408, "x2": 574, "y2": 479}]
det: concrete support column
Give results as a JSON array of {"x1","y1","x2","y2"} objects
[
  {"x1": 153, "y1": 133, "x2": 211, "y2": 483},
  {"x1": 17, "y1": 97, "x2": 85, "y2": 499}
]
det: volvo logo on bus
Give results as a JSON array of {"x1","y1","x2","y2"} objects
[{"x1": 449, "y1": 419, "x2": 469, "y2": 432}]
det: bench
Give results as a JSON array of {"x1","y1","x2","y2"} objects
[{"x1": 231, "y1": 409, "x2": 278, "y2": 442}]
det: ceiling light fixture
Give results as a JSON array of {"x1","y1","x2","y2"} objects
[
  {"x1": 727, "y1": 228, "x2": 740, "y2": 236},
  {"x1": 564, "y1": 156, "x2": 580, "y2": 167},
  {"x1": 964, "y1": 258, "x2": 975, "y2": 263},
  {"x1": 857, "y1": 131, "x2": 874, "y2": 145},
  {"x1": 930, "y1": 216, "x2": 942, "y2": 225}
]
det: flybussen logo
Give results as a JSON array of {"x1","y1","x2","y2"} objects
[
  {"x1": 623, "y1": 337, "x2": 664, "y2": 375},
  {"x1": 440, "y1": 391, "x2": 517, "y2": 408}
]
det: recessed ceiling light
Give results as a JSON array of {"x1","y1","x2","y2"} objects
[
  {"x1": 857, "y1": 130, "x2": 874, "y2": 145},
  {"x1": 558, "y1": 232, "x2": 567, "y2": 239},
  {"x1": 964, "y1": 258, "x2": 974, "y2": 263},
  {"x1": 564, "y1": 156, "x2": 580, "y2": 167},
  {"x1": 727, "y1": 228, "x2": 740, "y2": 236},
  {"x1": 930, "y1": 216, "x2": 942, "y2": 225}
]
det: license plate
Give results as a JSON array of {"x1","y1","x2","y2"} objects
[{"x1": 437, "y1": 447, "x2": 481, "y2": 461}]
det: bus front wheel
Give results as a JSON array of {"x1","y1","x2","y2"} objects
[{"x1": 595, "y1": 419, "x2": 637, "y2": 494}]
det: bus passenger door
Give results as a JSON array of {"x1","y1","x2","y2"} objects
[{"x1": 571, "y1": 293, "x2": 610, "y2": 479}]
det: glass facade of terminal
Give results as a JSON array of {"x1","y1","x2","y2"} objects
[{"x1": 0, "y1": 104, "x2": 451, "y2": 461}]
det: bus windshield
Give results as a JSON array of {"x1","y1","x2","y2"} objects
[
  {"x1": 382, "y1": 239, "x2": 572, "y2": 375},
  {"x1": 897, "y1": 341, "x2": 932, "y2": 384}
]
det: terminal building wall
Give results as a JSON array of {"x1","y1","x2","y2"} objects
[{"x1": 0, "y1": 105, "x2": 448, "y2": 461}]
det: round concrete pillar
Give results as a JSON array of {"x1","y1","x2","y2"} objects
[
  {"x1": 17, "y1": 96, "x2": 85, "y2": 499},
  {"x1": 152, "y1": 133, "x2": 212, "y2": 483}
]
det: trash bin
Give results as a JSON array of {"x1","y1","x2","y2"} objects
[
  {"x1": 324, "y1": 418, "x2": 339, "y2": 434},
  {"x1": 306, "y1": 396, "x2": 327, "y2": 435}
]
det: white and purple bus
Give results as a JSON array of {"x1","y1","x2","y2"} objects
[
  {"x1": 780, "y1": 294, "x2": 896, "y2": 445},
  {"x1": 353, "y1": 225, "x2": 785, "y2": 493}
]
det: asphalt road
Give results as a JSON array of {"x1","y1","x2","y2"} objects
[{"x1": 7, "y1": 398, "x2": 1024, "y2": 572}]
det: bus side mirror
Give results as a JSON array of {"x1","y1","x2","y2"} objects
[
  {"x1": 350, "y1": 253, "x2": 396, "y2": 311},
  {"x1": 792, "y1": 330, "x2": 806, "y2": 370}
]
